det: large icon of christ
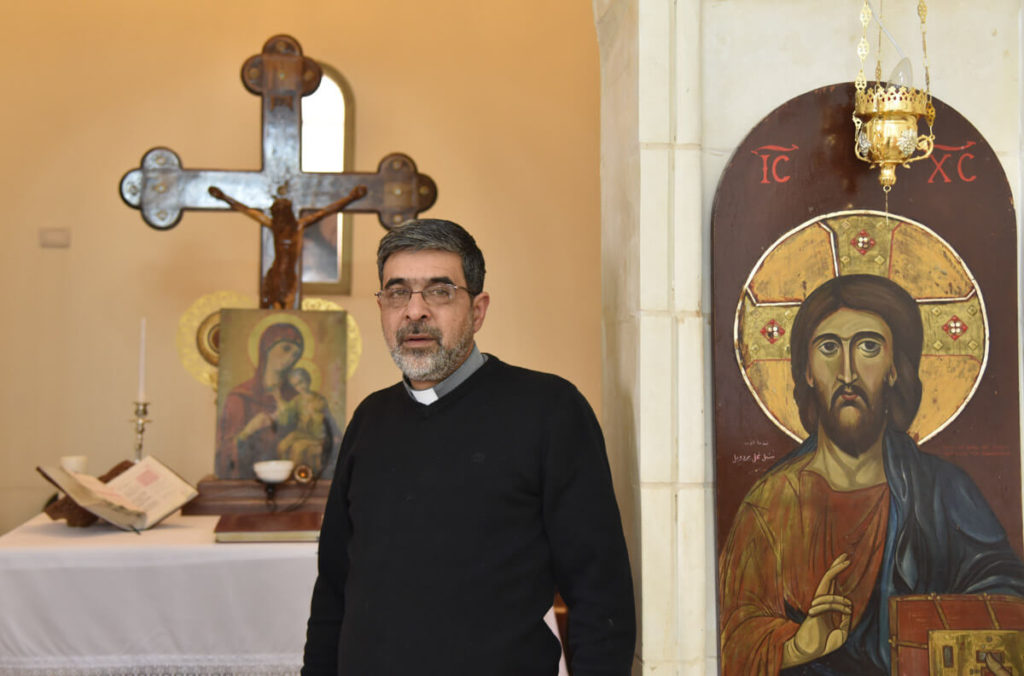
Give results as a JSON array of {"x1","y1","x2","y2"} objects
[{"x1": 718, "y1": 212, "x2": 1024, "y2": 674}]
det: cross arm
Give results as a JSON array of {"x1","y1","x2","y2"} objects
[
  {"x1": 287, "y1": 153, "x2": 438, "y2": 229},
  {"x1": 120, "y1": 148, "x2": 283, "y2": 230},
  {"x1": 120, "y1": 148, "x2": 436, "y2": 230}
]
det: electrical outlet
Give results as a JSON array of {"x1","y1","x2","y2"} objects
[{"x1": 39, "y1": 228, "x2": 71, "y2": 249}]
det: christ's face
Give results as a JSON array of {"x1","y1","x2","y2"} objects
[
  {"x1": 289, "y1": 372, "x2": 310, "y2": 393},
  {"x1": 378, "y1": 249, "x2": 489, "y2": 389},
  {"x1": 806, "y1": 308, "x2": 896, "y2": 457}
]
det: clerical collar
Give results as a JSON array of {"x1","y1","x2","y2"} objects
[{"x1": 403, "y1": 345, "x2": 487, "y2": 405}]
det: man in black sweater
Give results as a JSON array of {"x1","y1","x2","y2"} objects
[{"x1": 301, "y1": 219, "x2": 635, "y2": 675}]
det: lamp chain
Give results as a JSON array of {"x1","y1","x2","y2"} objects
[
  {"x1": 919, "y1": 0, "x2": 935, "y2": 131},
  {"x1": 874, "y1": 0, "x2": 884, "y2": 84},
  {"x1": 853, "y1": 0, "x2": 872, "y2": 139},
  {"x1": 884, "y1": 185, "x2": 891, "y2": 227}
]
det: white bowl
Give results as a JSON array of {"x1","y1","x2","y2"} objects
[{"x1": 253, "y1": 460, "x2": 294, "y2": 484}]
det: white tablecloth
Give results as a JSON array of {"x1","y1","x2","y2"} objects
[
  {"x1": 0, "y1": 514, "x2": 569, "y2": 676},
  {"x1": 0, "y1": 513, "x2": 317, "y2": 676}
]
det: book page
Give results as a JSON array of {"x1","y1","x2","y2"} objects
[
  {"x1": 37, "y1": 465, "x2": 145, "y2": 531},
  {"x1": 105, "y1": 456, "x2": 198, "y2": 528},
  {"x1": 74, "y1": 474, "x2": 146, "y2": 512}
]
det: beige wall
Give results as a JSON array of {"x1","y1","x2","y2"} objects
[{"x1": 0, "y1": 1, "x2": 604, "y2": 534}]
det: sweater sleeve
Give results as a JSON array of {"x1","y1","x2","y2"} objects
[
  {"x1": 542, "y1": 383, "x2": 636, "y2": 675},
  {"x1": 300, "y1": 406, "x2": 360, "y2": 675}
]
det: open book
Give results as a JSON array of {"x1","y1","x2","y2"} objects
[{"x1": 37, "y1": 456, "x2": 198, "y2": 531}]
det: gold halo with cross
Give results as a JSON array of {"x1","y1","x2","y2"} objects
[{"x1": 733, "y1": 210, "x2": 988, "y2": 443}]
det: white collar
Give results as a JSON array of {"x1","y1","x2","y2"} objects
[{"x1": 402, "y1": 344, "x2": 487, "y2": 405}]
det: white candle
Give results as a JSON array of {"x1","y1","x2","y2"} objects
[{"x1": 137, "y1": 317, "x2": 147, "y2": 402}]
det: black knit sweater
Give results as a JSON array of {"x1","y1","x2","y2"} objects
[{"x1": 302, "y1": 356, "x2": 635, "y2": 675}]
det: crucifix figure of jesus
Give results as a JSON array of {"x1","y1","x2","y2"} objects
[{"x1": 208, "y1": 185, "x2": 366, "y2": 309}]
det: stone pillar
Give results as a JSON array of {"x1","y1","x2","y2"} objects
[{"x1": 595, "y1": 0, "x2": 710, "y2": 672}]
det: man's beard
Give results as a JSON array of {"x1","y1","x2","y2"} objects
[
  {"x1": 818, "y1": 384, "x2": 888, "y2": 457},
  {"x1": 389, "y1": 319, "x2": 473, "y2": 384}
]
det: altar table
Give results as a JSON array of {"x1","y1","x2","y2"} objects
[
  {"x1": 0, "y1": 513, "x2": 316, "y2": 676},
  {"x1": 0, "y1": 513, "x2": 569, "y2": 676}
]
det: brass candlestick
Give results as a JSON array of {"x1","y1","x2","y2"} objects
[{"x1": 132, "y1": 401, "x2": 151, "y2": 462}]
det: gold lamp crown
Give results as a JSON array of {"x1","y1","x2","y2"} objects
[
  {"x1": 854, "y1": 84, "x2": 934, "y2": 188},
  {"x1": 852, "y1": 1, "x2": 935, "y2": 190}
]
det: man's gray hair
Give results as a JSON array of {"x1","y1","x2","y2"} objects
[{"x1": 376, "y1": 219, "x2": 486, "y2": 294}]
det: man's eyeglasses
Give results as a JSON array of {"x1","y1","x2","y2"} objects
[{"x1": 375, "y1": 283, "x2": 472, "y2": 309}]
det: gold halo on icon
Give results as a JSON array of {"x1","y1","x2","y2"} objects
[
  {"x1": 196, "y1": 311, "x2": 223, "y2": 366},
  {"x1": 177, "y1": 291, "x2": 254, "y2": 390},
  {"x1": 177, "y1": 293, "x2": 363, "y2": 390},
  {"x1": 734, "y1": 210, "x2": 988, "y2": 444},
  {"x1": 248, "y1": 313, "x2": 316, "y2": 367}
]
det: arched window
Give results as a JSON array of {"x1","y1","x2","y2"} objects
[
  {"x1": 301, "y1": 64, "x2": 349, "y2": 174},
  {"x1": 261, "y1": 64, "x2": 354, "y2": 295}
]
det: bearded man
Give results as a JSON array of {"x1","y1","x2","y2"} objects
[
  {"x1": 718, "y1": 274, "x2": 1024, "y2": 675},
  {"x1": 302, "y1": 219, "x2": 635, "y2": 675}
]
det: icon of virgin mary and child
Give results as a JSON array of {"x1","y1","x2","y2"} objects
[{"x1": 216, "y1": 321, "x2": 341, "y2": 480}]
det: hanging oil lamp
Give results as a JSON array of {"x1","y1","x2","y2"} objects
[{"x1": 852, "y1": 0, "x2": 935, "y2": 191}]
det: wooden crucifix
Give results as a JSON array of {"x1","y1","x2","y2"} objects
[{"x1": 119, "y1": 34, "x2": 437, "y2": 308}]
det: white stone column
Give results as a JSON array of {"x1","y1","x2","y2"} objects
[{"x1": 595, "y1": 0, "x2": 710, "y2": 672}]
